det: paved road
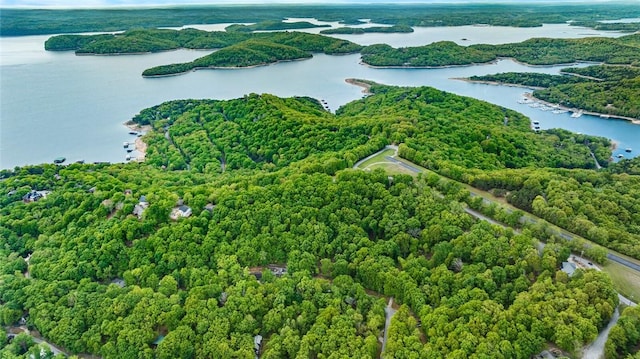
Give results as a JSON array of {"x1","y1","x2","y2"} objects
[
  {"x1": 582, "y1": 307, "x2": 620, "y2": 359},
  {"x1": 364, "y1": 149, "x2": 640, "y2": 276},
  {"x1": 606, "y1": 253, "x2": 640, "y2": 272},
  {"x1": 381, "y1": 297, "x2": 397, "y2": 357},
  {"x1": 7, "y1": 327, "x2": 69, "y2": 357},
  {"x1": 357, "y1": 148, "x2": 638, "y2": 357}
]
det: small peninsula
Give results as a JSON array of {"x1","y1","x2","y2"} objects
[
  {"x1": 46, "y1": 29, "x2": 362, "y2": 77},
  {"x1": 466, "y1": 64, "x2": 640, "y2": 121},
  {"x1": 320, "y1": 24, "x2": 414, "y2": 35}
]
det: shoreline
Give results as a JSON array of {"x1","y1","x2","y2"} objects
[
  {"x1": 521, "y1": 92, "x2": 640, "y2": 125},
  {"x1": 142, "y1": 56, "x2": 313, "y2": 78},
  {"x1": 457, "y1": 77, "x2": 640, "y2": 125},
  {"x1": 361, "y1": 57, "x2": 608, "y2": 70},
  {"x1": 452, "y1": 77, "x2": 545, "y2": 90},
  {"x1": 345, "y1": 78, "x2": 373, "y2": 94},
  {"x1": 124, "y1": 122, "x2": 151, "y2": 161}
]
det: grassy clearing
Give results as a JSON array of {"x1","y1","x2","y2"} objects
[
  {"x1": 356, "y1": 149, "x2": 395, "y2": 169},
  {"x1": 367, "y1": 162, "x2": 417, "y2": 176},
  {"x1": 603, "y1": 261, "x2": 640, "y2": 302}
]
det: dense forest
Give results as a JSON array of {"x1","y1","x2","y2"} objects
[
  {"x1": 45, "y1": 27, "x2": 640, "y2": 80},
  {"x1": 319, "y1": 25, "x2": 414, "y2": 35},
  {"x1": 468, "y1": 72, "x2": 587, "y2": 89},
  {"x1": 468, "y1": 64, "x2": 640, "y2": 119},
  {"x1": 142, "y1": 33, "x2": 361, "y2": 76},
  {"x1": 606, "y1": 305, "x2": 640, "y2": 359},
  {"x1": 48, "y1": 29, "x2": 640, "y2": 81},
  {"x1": 224, "y1": 21, "x2": 330, "y2": 33},
  {"x1": 2, "y1": 83, "x2": 639, "y2": 358},
  {"x1": 45, "y1": 29, "x2": 362, "y2": 76},
  {"x1": 361, "y1": 34, "x2": 640, "y2": 67},
  {"x1": 3, "y1": 3, "x2": 640, "y2": 36}
]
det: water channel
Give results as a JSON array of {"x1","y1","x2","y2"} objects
[{"x1": 1, "y1": 20, "x2": 638, "y2": 169}]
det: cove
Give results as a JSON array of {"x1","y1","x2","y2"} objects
[{"x1": 1, "y1": 24, "x2": 638, "y2": 169}]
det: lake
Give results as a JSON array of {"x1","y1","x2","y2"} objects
[{"x1": 1, "y1": 21, "x2": 638, "y2": 169}]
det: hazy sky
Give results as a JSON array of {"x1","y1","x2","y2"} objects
[{"x1": 0, "y1": 0, "x2": 619, "y2": 8}]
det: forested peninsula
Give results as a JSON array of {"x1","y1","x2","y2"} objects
[
  {"x1": 319, "y1": 25, "x2": 414, "y2": 35},
  {"x1": 4, "y1": 3, "x2": 640, "y2": 357},
  {"x1": 360, "y1": 34, "x2": 640, "y2": 67},
  {"x1": 4, "y1": 3, "x2": 640, "y2": 36},
  {"x1": 467, "y1": 64, "x2": 640, "y2": 120},
  {"x1": 46, "y1": 29, "x2": 640, "y2": 80},
  {"x1": 45, "y1": 29, "x2": 362, "y2": 76},
  {"x1": 2, "y1": 83, "x2": 640, "y2": 358}
]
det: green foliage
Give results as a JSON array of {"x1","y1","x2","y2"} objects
[
  {"x1": 470, "y1": 166, "x2": 640, "y2": 258},
  {"x1": 320, "y1": 24, "x2": 414, "y2": 35},
  {"x1": 361, "y1": 34, "x2": 640, "y2": 68},
  {"x1": 5, "y1": 3, "x2": 640, "y2": 36},
  {"x1": 535, "y1": 76, "x2": 640, "y2": 119},
  {"x1": 606, "y1": 305, "x2": 640, "y2": 359},
  {"x1": 224, "y1": 20, "x2": 330, "y2": 32},
  {"x1": 361, "y1": 41, "x2": 495, "y2": 67},
  {"x1": 469, "y1": 72, "x2": 587, "y2": 88},
  {"x1": 47, "y1": 29, "x2": 361, "y2": 77},
  {"x1": 0, "y1": 84, "x2": 635, "y2": 358},
  {"x1": 468, "y1": 65, "x2": 640, "y2": 120}
]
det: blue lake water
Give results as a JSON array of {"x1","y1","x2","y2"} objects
[{"x1": 1, "y1": 22, "x2": 638, "y2": 169}]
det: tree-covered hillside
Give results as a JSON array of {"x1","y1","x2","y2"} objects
[
  {"x1": 46, "y1": 29, "x2": 362, "y2": 76},
  {"x1": 2, "y1": 84, "x2": 639, "y2": 358},
  {"x1": 361, "y1": 34, "x2": 640, "y2": 67},
  {"x1": 4, "y1": 3, "x2": 640, "y2": 36},
  {"x1": 468, "y1": 64, "x2": 640, "y2": 120}
]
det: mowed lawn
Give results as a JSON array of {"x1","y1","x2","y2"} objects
[{"x1": 604, "y1": 260, "x2": 640, "y2": 302}]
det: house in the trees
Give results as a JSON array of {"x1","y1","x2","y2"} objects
[
  {"x1": 561, "y1": 261, "x2": 577, "y2": 277},
  {"x1": 133, "y1": 195, "x2": 149, "y2": 219},
  {"x1": 170, "y1": 205, "x2": 192, "y2": 220},
  {"x1": 23, "y1": 190, "x2": 49, "y2": 203}
]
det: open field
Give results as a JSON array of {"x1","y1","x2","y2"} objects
[{"x1": 604, "y1": 261, "x2": 640, "y2": 302}]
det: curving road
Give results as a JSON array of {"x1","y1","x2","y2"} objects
[
  {"x1": 582, "y1": 307, "x2": 620, "y2": 359},
  {"x1": 370, "y1": 150, "x2": 640, "y2": 276},
  {"x1": 357, "y1": 148, "x2": 638, "y2": 358}
]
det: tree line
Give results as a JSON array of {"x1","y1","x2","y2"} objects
[
  {"x1": 468, "y1": 64, "x2": 640, "y2": 119},
  {"x1": 4, "y1": 3, "x2": 640, "y2": 36},
  {"x1": 1, "y1": 84, "x2": 638, "y2": 358}
]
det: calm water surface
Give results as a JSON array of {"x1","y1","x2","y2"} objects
[{"x1": 1, "y1": 23, "x2": 638, "y2": 169}]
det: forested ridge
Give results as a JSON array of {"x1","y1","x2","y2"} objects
[
  {"x1": 48, "y1": 29, "x2": 640, "y2": 80},
  {"x1": 361, "y1": 34, "x2": 640, "y2": 67},
  {"x1": 2, "y1": 83, "x2": 639, "y2": 358},
  {"x1": 4, "y1": 3, "x2": 640, "y2": 36},
  {"x1": 45, "y1": 29, "x2": 362, "y2": 76},
  {"x1": 468, "y1": 64, "x2": 640, "y2": 119},
  {"x1": 319, "y1": 25, "x2": 414, "y2": 35}
]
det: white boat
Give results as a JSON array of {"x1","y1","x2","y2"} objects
[
  {"x1": 570, "y1": 111, "x2": 583, "y2": 118},
  {"x1": 552, "y1": 109, "x2": 568, "y2": 114},
  {"x1": 123, "y1": 142, "x2": 129, "y2": 148},
  {"x1": 617, "y1": 154, "x2": 624, "y2": 158},
  {"x1": 625, "y1": 148, "x2": 632, "y2": 153}
]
